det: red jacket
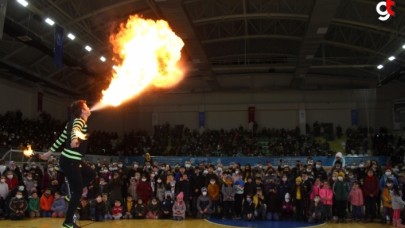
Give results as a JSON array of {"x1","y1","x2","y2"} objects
[
  {"x1": 5, "y1": 177, "x2": 18, "y2": 191},
  {"x1": 40, "y1": 194, "x2": 54, "y2": 211},
  {"x1": 348, "y1": 187, "x2": 364, "y2": 206},
  {"x1": 136, "y1": 181, "x2": 152, "y2": 204},
  {"x1": 363, "y1": 176, "x2": 379, "y2": 197},
  {"x1": 112, "y1": 205, "x2": 123, "y2": 215},
  {"x1": 319, "y1": 187, "x2": 333, "y2": 206}
]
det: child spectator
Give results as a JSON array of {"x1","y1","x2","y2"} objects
[
  {"x1": 111, "y1": 199, "x2": 123, "y2": 220},
  {"x1": 333, "y1": 172, "x2": 350, "y2": 223},
  {"x1": 382, "y1": 178, "x2": 394, "y2": 224},
  {"x1": 51, "y1": 191, "x2": 67, "y2": 218},
  {"x1": 109, "y1": 172, "x2": 124, "y2": 205},
  {"x1": 161, "y1": 191, "x2": 174, "y2": 219},
  {"x1": 348, "y1": 181, "x2": 364, "y2": 222},
  {"x1": 292, "y1": 176, "x2": 305, "y2": 221},
  {"x1": 0, "y1": 175, "x2": 8, "y2": 218},
  {"x1": 172, "y1": 192, "x2": 186, "y2": 220},
  {"x1": 319, "y1": 181, "x2": 333, "y2": 221},
  {"x1": 156, "y1": 177, "x2": 165, "y2": 202},
  {"x1": 5, "y1": 171, "x2": 18, "y2": 191},
  {"x1": 78, "y1": 198, "x2": 91, "y2": 220},
  {"x1": 196, "y1": 187, "x2": 212, "y2": 219},
  {"x1": 391, "y1": 187, "x2": 405, "y2": 227},
  {"x1": 253, "y1": 188, "x2": 266, "y2": 220},
  {"x1": 123, "y1": 195, "x2": 134, "y2": 219},
  {"x1": 265, "y1": 181, "x2": 280, "y2": 221},
  {"x1": 242, "y1": 194, "x2": 255, "y2": 221},
  {"x1": 363, "y1": 169, "x2": 379, "y2": 222},
  {"x1": 40, "y1": 188, "x2": 54, "y2": 217},
  {"x1": 310, "y1": 178, "x2": 322, "y2": 201},
  {"x1": 222, "y1": 175, "x2": 235, "y2": 219},
  {"x1": 23, "y1": 173, "x2": 36, "y2": 195},
  {"x1": 9, "y1": 191, "x2": 27, "y2": 220},
  {"x1": 28, "y1": 191, "x2": 40, "y2": 218},
  {"x1": 207, "y1": 177, "x2": 220, "y2": 218},
  {"x1": 133, "y1": 198, "x2": 146, "y2": 219},
  {"x1": 94, "y1": 194, "x2": 106, "y2": 221},
  {"x1": 308, "y1": 195, "x2": 323, "y2": 223},
  {"x1": 127, "y1": 177, "x2": 138, "y2": 201},
  {"x1": 281, "y1": 193, "x2": 293, "y2": 220},
  {"x1": 146, "y1": 197, "x2": 160, "y2": 219},
  {"x1": 102, "y1": 193, "x2": 112, "y2": 220},
  {"x1": 137, "y1": 175, "x2": 152, "y2": 205}
]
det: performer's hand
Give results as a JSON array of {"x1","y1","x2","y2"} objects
[
  {"x1": 71, "y1": 139, "x2": 80, "y2": 148},
  {"x1": 39, "y1": 151, "x2": 52, "y2": 160}
]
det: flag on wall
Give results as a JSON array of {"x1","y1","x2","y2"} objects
[
  {"x1": 351, "y1": 109, "x2": 358, "y2": 126},
  {"x1": 198, "y1": 112, "x2": 205, "y2": 128},
  {"x1": 0, "y1": 0, "x2": 7, "y2": 40},
  {"x1": 37, "y1": 92, "x2": 43, "y2": 112},
  {"x1": 248, "y1": 106, "x2": 255, "y2": 123},
  {"x1": 54, "y1": 25, "x2": 64, "y2": 67}
]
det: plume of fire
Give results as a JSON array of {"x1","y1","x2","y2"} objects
[
  {"x1": 23, "y1": 144, "x2": 34, "y2": 157},
  {"x1": 74, "y1": 130, "x2": 88, "y2": 140},
  {"x1": 91, "y1": 15, "x2": 185, "y2": 111}
]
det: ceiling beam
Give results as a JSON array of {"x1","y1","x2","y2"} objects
[{"x1": 193, "y1": 13, "x2": 309, "y2": 24}]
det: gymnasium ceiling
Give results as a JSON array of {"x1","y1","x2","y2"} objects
[{"x1": 1, "y1": 0, "x2": 405, "y2": 101}]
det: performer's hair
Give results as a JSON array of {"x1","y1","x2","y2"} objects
[{"x1": 69, "y1": 100, "x2": 86, "y2": 120}]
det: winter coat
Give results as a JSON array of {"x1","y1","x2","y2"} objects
[
  {"x1": 40, "y1": 194, "x2": 54, "y2": 211},
  {"x1": 28, "y1": 197, "x2": 39, "y2": 212},
  {"x1": 363, "y1": 175, "x2": 379, "y2": 197},
  {"x1": 172, "y1": 201, "x2": 186, "y2": 218},
  {"x1": 137, "y1": 181, "x2": 152, "y2": 204},
  {"x1": 382, "y1": 187, "x2": 392, "y2": 208},
  {"x1": 222, "y1": 185, "x2": 236, "y2": 201},
  {"x1": 51, "y1": 197, "x2": 67, "y2": 213},
  {"x1": 319, "y1": 188, "x2": 333, "y2": 206},
  {"x1": 333, "y1": 181, "x2": 350, "y2": 201},
  {"x1": 207, "y1": 183, "x2": 220, "y2": 201},
  {"x1": 196, "y1": 195, "x2": 212, "y2": 211},
  {"x1": 348, "y1": 187, "x2": 364, "y2": 206},
  {"x1": 391, "y1": 193, "x2": 405, "y2": 210}
]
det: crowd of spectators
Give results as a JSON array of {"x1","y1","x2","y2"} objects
[
  {"x1": 1, "y1": 153, "x2": 405, "y2": 224},
  {"x1": 0, "y1": 110, "x2": 404, "y2": 158}
]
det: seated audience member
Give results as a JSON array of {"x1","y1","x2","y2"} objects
[
  {"x1": 172, "y1": 192, "x2": 186, "y2": 221},
  {"x1": 242, "y1": 194, "x2": 255, "y2": 221},
  {"x1": 111, "y1": 200, "x2": 123, "y2": 220},
  {"x1": 78, "y1": 198, "x2": 91, "y2": 220},
  {"x1": 196, "y1": 187, "x2": 212, "y2": 218},
  {"x1": 93, "y1": 194, "x2": 106, "y2": 221},
  {"x1": 9, "y1": 191, "x2": 27, "y2": 220},
  {"x1": 133, "y1": 198, "x2": 146, "y2": 219},
  {"x1": 28, "y1": 191, "x2": 40, "y2": 218},
  {"x1": 123, "y1": 195, "x2": 134, "y2": 219},
  {"x1": 51, "y1": 192, "x2": 67, "y2": 218},
  {"x1": 40, "y1": 188, "x2": 54, "y2": 217},
  {"x1": 161, "y1": 191, "x2": 174, "y2": 219},
  {"x1": 146, "y1": 197, "x2": 161, "y2": 219}
]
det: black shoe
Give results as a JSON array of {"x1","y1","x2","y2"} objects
[{"x1": 62, "y1": 223, "x2": 81, "y2": 228}]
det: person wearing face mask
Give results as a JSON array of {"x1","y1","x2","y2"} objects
[
  {"x1": 382, "y1": 178, "x2": 394, "y2": 224},
  {"x1": 313, "y1": 161, "x2": 327, "y2": 180},
  {"x1": 277, "y1": 174, "x2": 292, "y2": 201},
  {"x1": 207, "y1": 178, "x2": 220, "y2": 218},
  {"x1": 4, "y1": 161, "x2": 23, "y2": 184},
  {"x1": 380, "y1": 168, "x2": 399, "y2": 192},
  {"x1": 281, "y1": 193, "x2": 293, "y2": 220},
  {"x1": 146, "y1": 197, "x2": 160, "y2": 219},
  {"x1": 319, "y1": 181, "x2": 333, "y2": 221},
  {"x1": 333, "y1": 172, "x2": 350, "y2": 223},
  {"x1": 9, "y1": 191, "x2": 27, "y2": 220},
  {"x1": 137, "y1": 175, "x2": 152, "y2": 205},
  {"x1": 242, "y1": 194, "x2": 255, "y2": 221},
  {"x1": 332, "y1": 152, "x2": 346, "y2": 168},
  {"x1": 196, "y1": 187, "x2": 212, "y2": 218},
  {"x1": 308, "y1": 195, "x2": 323, "y2": 223},
  {"x1": 109, "y1": 172, "x2": 123, "y2": 206},
  {"x1": 363, "y1": 169, "x2": 379, "y2": 222},
  {"x1": 24, "y1": 174, "x2": 36, "y2": 195},
  {"x1": 39, "y1": 100, "x2": 95, "y2": 228},
  {"x1": 155, "y1": 177, "x2": 165, "y2": 202},
  {"x1": 348, "y1": 181, "x2": 364, "y2": 222},
  {"x1": 4, "y1": 171, "x2": 18, "y2": 191},
  {"x1": 0, "y1": 175, "x2": 9, "y2": 202}
]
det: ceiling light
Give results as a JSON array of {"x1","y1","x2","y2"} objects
[
  {"x1": 100, "y1": 56, "x2": 106, "y2": 62},
  {"x1": 388, "y1": 56, "x2": 395, "y2": 61},
  {"x1": 402, "y1": 44, "x2": 405, "y2": 49},
  {"x1": 45, "y1": 18, "x2": 55, "y2": 26},
  {"x1": 377, "y1": 65, "x2": 383, "y2": 69},
  {"x1": 67, "y1": 33, "x2": 75, "y2": 40},
  {"x1": 17, "y1": 0, "x2": 29, "y2": 7},
  {"x1": 84, "y1": 45, "x2": 92, "y2": 52}
]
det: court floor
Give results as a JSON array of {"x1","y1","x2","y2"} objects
[{"x1": 0, "y1": 218, "x2": 393, "y2": 228}]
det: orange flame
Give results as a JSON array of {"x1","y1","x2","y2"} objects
[
  {"x1": 92, "y1": 15, "x2": 185, "y2": 111},
  {"x1": 23, "y1": 145, "x2": 33, "y2": 157}
]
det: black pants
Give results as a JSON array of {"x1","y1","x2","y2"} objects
[
  {"x1": 60, "y1": 156, "x2": 95, "y2": 224},
  {"x1": 336, "y1": 200, "x2": 347, "y2": 219},
  {"x1": 365, "y1": 196, "x2": 377, "y2": 219}
]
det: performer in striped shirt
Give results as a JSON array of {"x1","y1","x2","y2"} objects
[{"x1": 40, "y1": 100, "x2": 95, "y2": 228}]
